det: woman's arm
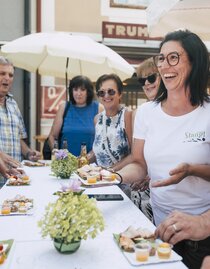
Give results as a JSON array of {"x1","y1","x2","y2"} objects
[
  {"x1": 124, "y1": 108, "x2": 133, "y2": 148},
  {"x1": 131, "y1": 109, "x2": 137, "y2": 137},
  {"x1": 112, "y1": 154, "x2": 133, "y2": 171},
  {"x1": 114, "y1": 109, "x2": 147, "y2": 183},
  {"x1": 117, "y1": 138, "x2": 147, "y2": 184},
  {"x1": 48, "y1": 102, "x2": 66, "y2": 150},
  {"x1": 188, "y1": 164, "x2": 210, "y2": 181},
  {"x1": 111, "y1": 108, "x2": 133, "y2": 171}
]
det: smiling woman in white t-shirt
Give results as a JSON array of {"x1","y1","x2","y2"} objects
[{"x1": 118, "y1": 29, "x2": 210, "y2": 269}]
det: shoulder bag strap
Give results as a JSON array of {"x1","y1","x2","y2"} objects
[{"x1": 58, "y1": 101, "x2": 70, "y2": 148}]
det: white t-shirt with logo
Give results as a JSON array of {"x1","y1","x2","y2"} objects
[{"x1": 134, "y1": 101, "x2": 210, "y2": 225}]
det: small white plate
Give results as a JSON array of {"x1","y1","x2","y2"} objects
[
  {"x1": 74, "y1": 173, "x2": 120, "y2": 187},
  {"x1": 113, "y1": 234, "x2": 182, "y2": 266}
]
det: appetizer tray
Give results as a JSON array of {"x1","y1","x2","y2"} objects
[
  {"x1": 75, "y1": 164, "x2": 122, "y2": 187},
  {"x1": 22, "y1": 160, "x2": 48, "y2": 167},
  {"x1": 0, "y1": 195, "x2": 33, "y2": 216},
  {"x1": 0, "y1": 239, "x2": 15, "y2": 266},
  {"x1": 113, "y1": 226, "x2": 182, "y2": 266},
  {"x1": 6, "y1": 175, "x2": 30, "y2": 186}
]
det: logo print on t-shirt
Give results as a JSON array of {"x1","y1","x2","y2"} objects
[{"x1": 183, "y1": 131, "x2": 206, "y2": 142}]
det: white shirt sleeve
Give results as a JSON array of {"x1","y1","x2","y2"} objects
[{"x1": 133, "y1": 103, "x2": 148, "y2": 140}]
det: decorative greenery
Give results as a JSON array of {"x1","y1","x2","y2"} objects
[
  {"x1": 51, "y1": 149, "x2": 78, "y2": 179},
  {"x1": 38, "y1": 179, "x2": 105, "y2": 244}
]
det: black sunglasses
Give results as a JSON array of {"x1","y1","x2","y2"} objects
[
  {"x1": 97, "y1": 89, "x2": 116, "y2": 97},
  {"x1": 138, "y1": 73, "x2": 158, "y2": 86}
]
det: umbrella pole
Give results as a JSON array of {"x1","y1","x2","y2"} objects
[{"x1": 65, "y1": 57, "x2": 69, "y2": 101}]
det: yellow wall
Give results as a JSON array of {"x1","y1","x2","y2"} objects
[{"x1": 55, "y1": 0, "x2": 107, "y2": 33}]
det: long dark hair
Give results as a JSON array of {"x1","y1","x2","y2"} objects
[
  {"x1": 69, "y1": 75, "x2": 94, "y2": 105},
  {"x1": 155, "y1": 30, "x2": 210, "y2": 106}
]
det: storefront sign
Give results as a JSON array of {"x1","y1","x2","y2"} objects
[
  {"x1": 41, "y1": 86, "x2": 66, "y2": 119},
  {"x1": 102, "y1": 21, "x2": 161, "y2": 40}
]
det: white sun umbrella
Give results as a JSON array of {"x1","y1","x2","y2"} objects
[
  {"x1": 1, "y1": 32, "x2": 134, "y2": 81},
  {"x1": 146, "y1": 0, "x2": 210, "y2": 41}
]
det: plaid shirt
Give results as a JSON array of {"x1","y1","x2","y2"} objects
[{"x1": 0, "y1": 94, "x2": 27, "y2": 161}]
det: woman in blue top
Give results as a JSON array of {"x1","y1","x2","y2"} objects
[{"x1": 48, "y1": 75, "x2": 103, "y2": 156}]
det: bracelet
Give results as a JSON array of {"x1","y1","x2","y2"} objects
[{"x1": 113, "y1": 171, "x2": 123, "y2": 185}]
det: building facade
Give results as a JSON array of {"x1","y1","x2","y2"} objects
[{"x1": 1, "y1": 0, "x2": 161, "y2": 149}]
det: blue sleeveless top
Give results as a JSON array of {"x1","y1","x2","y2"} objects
[{"x1": 60, "y1": 101, "x2": 99, "y2": 156}]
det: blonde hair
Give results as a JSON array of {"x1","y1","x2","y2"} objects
[{"x1": 136, "y1": 57, "x2": 158, "y2": 77}]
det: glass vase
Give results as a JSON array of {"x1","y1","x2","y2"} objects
[{"x1": 53, "y1": 238, "x2": 81, "y2": 254}]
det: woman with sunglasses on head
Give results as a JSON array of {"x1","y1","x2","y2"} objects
[
  {"x1": 91, "y1": 74, "x2": 133, "y2": 196},
  {"x1": 131, "y1": 57, "x2": 160, "y2": 221},
  {"x1": 137, "y1": 57, "x2": 160, "y2": 101},
  {"x1": 48, "y1": 75, "x2": 103, "y2": 157},
  {"x1": 117, "y1": 29, "x2": 210, "y2": 269}
]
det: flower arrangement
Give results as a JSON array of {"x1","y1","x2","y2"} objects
[
  {"x1": 51, "y1": 149, "x2": 78, "y2": 179},
  {"x1": 38, "y1": 179, "x2": 105, "y2": 251}
]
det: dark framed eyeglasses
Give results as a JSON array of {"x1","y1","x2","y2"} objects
[
  {"x1": 138, "y1": 73, "x2": 158, "y2": 87},
  {"x1": 153, "y1": 51, "x2": 182, "y2": 68},
  {"x1": 97, "y1": 88, "x2": 116, "y2": 97}
]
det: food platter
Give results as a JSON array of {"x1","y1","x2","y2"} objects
[
  {"x1": 113, "y1": 226, "x2": 182, "y2": 266},
  {"x1": 76, "y1": 164, "x2": 122, "y2": 187},
  {"x1": 6, "y1": 175, "x2": 30, "y2": 186},
  {"x1": 0, "y1": 243, "x2": 8, "y2": 264},
  {"x1": 22, "y1": 160, "x2": 48, "y2": 167},
  {"x1": 0, "y1": 239, "x2": 15, "y2": 265},
  {"x1": 0, "y1": 195, "x2": 34, "y2": 216}
]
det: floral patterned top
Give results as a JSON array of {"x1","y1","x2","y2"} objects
[{"x1": 93, "y1": 107, "x2": 130, "y2": 167}]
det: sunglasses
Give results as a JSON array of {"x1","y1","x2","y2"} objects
[
  {"x1": 138, "y1": 73, "x2": 158, "y2": 86},
  {"x1": 97, "y1": 88, "x2": 116, "y2": 97}
]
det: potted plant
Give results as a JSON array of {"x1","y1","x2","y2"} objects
[
  {"x1": 38, "y1": 179, "x2": 105, "y2": 254},
  {"x1": 51, "y1": 149, "x2": 78, "y2": 179}
]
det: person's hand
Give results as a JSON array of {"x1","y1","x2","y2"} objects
[
  {"x1": 151, "y1": 163, "x2": 190, "y2": 187},
  {"x1": 0, "y1": 157, "x2": 10, "y2": 178},
  {"x1": 131, "y1": 175, "x2": 150, "y2": 191},
  {"x1": 0, "y1": 152, "x2": 20, "y2": 169},
  {"x1": 27, "y1": 150, "x2": 42, "y2": 161},
  {"x1": 0, "y1": 154, "x2": 24, "y2": 179},
  {"x1": 155, "y1": 210, "x2": 209, "y2": 245},
  {"x1": 201, "y1": 256, "x2": 210, "y2": 269},
  {"x1": 10, "y1": 167, "x2": 26, "y2": 176}
]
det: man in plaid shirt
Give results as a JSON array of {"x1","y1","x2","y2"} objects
[{"x1": 0, "y1": 56, "x2": 41, "y2": 176}]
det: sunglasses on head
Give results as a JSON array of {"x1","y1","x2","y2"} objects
[
  {"x1": 97, "y1": 88, "x2": 116, "y2": 97},
  {"x1": 138, "y1": 73, "x2": 158, "y2": 86}
]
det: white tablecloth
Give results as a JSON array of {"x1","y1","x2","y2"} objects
[{"x1": 0, "y1": 165, "x2": 187, "y2": 269}]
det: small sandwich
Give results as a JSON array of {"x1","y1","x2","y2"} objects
[
  {"x1": 119, "y1": 235, "x2": 135, "y2": 252},
  {"x1": 119, "y1": 226, "x2": 156, "y2": 256},
  {"x1": 121, "y1": 226, "x2": 155, "y2": 240}
]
